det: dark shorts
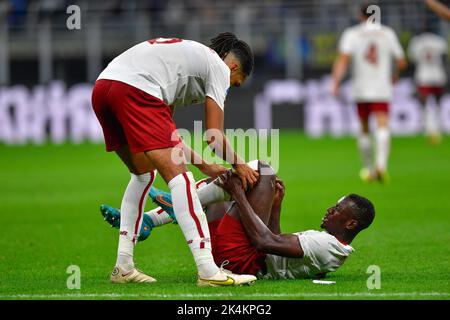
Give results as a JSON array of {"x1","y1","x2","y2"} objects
[
  {"x1": 356, "y1": 102, "x2": 389, "y2": 121},
  {"x1": 91, "y1": 79, "x2": 180, "y2": 153},
  {"x1": 209, "y1": 214, "x2": 266, "y2": 276},
  {"x1": 417, "y1": 86, "x2": 444, "y2": 99}
]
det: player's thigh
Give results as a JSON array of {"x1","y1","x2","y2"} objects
[
  {"x1": 357, "y1": 103, "x2": 370, "y2": 133},
  {"x1": 227, "y1": 161, "x2": 276, "y2": 225},
  {"x1": 91, "y1": 80, "x2": 128, "y2": 152},
  {"x1": 359, "y1": 119, "x2": 370, "y2": 133},
  {"x1": 144, "y1": 147, "x2": 188, "y2": 183},
  {"x1": 245, "y1": 162, "x2": 277, "y2": 225},
  {"x1": 115, "y1": 145, "x2": 155, "y2": 175}
]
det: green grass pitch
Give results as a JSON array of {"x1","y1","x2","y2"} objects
[{"x1": 0, "y1": 132, "x2": 449, "y2": 300}]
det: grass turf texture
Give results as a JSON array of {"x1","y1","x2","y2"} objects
[{"x1": 0, "y1": 132, "x2": 449, "y2": 300}]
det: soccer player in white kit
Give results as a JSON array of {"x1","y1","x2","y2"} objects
[
  {"x1": 331, "y1": 5, "x2": 407, "y2": 183},
  {"x1": 91, "y1": 33, "x2": 259, "y2": 286},
  {"x1": 408, "y1": 29, "x2": 448, "y2": 144}
]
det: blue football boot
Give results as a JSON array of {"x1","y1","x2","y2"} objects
[
  {"x1": 148, "y1": 186, "x2": 177, "y2": 223},
  {"x1": 100, "y1": 204, "x2": 154, "y2": 242}
]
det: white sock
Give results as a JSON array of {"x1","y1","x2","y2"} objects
[
  {"x1": 195, "y1": 178, "x2": 209, "y2": 190},
  {"x1": 146, "y1": 177, "x2": 228, "y2": 228},
  {"x1": 357, "y1": 132, "x2": 373, "y2": 170},
  {"x1": 146, "y1": 207, "x2": 173, "y2": 227},
  {"x1": 375, "y1": 127, "x2": 390, "y2": 172},
  {"x1": 116, "y1": 171, "x2": 155, "y2": 271},
  {"x1": 197, "y1": 180, "x2": 231, "y2": 207},
  {"x1": 168, "y1": 172, "x2": 220, "y2": 278}
]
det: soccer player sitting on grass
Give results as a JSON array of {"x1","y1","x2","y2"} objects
[{"x1": 101, "y1": 161, "x2": 375, "y2": 279}]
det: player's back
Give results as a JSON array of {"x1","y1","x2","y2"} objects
[
  {"x1": 340, "y1": 23, "x2": 404, "y2": 102},
  {"x1": 408, "y1": 33, "x2": 448, "y2": 86},
  {"x1": 98, "y1": 38, "x2": 230, "y2": 108}
]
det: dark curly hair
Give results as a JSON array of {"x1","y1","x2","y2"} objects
[{"x1": 209, "y1": 32, "x2": 254, "y2": 77}]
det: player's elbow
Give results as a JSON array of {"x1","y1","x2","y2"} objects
[{"x1": 252, "y1": 233, "x2": 276, "y2": 252}]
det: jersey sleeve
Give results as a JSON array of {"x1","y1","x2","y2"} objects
[
  {"x1": 205, "y1": 63, "x2": 230, "y2": 111},
  {"x1": 297, "y1": 232, "x2": 350, "y2": 273},
  {"x1": 387, "y1": 28, "x2": 405, "y2": 59},
  {"x1": 338, "y1": 29, "x2": 355, "y2": 55}
]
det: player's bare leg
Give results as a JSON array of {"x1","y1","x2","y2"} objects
[
  {"x1": 357, "y1": 119, "x2": 375, "y2": 182},
  {"x1": 227, "y1": 161, "x2": 277, "y2": 225},
  {"x1": 420, "y1": 94, "x2": 442, "y2": 145},
  {"x1": 374, "y1": 112, "x2": 391, "y2": 183}
]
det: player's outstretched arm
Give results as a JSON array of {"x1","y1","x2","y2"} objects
[
  {"x1": 426, "y1": 0, "x2": 450, "y2": 20},
  {"x1": 217, "y1": 171, "x2": 303, "y2": 258},
  {"x1": 181, "y1": 141, "x2": 227, "y2": 178},
  {"x1": 205, "y1": 97, "x2": 258, "y2": 189},
  {"x1": 331, "y1": 53, "x2": 350, "y2": 96}
]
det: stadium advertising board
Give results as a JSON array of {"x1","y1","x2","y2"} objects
[{"x1": 0, "y1": 77, "x2": 448, "y2": 144}]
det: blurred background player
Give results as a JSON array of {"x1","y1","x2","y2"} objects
[
  {"x1": 331, "y1": 3, "x2": 407, "y2": 183},
  {"x1": 408, "y1": 26, "x2": 448, "y2": 144},
  {"x1": 100, "y1": 161, "x2": 375, "y2": 280},
  {"x1": 92, "y1": 33, "x2": 259, "y2": 286}
]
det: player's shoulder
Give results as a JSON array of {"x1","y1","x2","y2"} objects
[
  {"x1": 379, "y1": 24, "x2": 399, "y2": 38},
  {"x1": 425, "y1": 33, "x2": 448, "y2": 47},
  {"x1": 297, "y1": 230, "x2": 353, "y2": 250},
  {"x1": 341, "y1": 24, "x2": 361, "y2": 36},
  {"x1": 413, "y1": 33, "x2": 447, "y2": 48},
  {"x1": 183, "y1": 40, "x2": 229, "y2": 72},
  {"x1": 296, "y1": 230, "x2": 336, "y2": 242}
]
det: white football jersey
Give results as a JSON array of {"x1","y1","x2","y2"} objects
[
  {"x1": 98, "y1": 38, "x2": 230, "y2": 110},
  {"x1": 408, "y1": 33, "x2": 448, "y2": 86},
  {"x1": 339, "y1": 23, "x2": 405, "y2": 102},
  {"x1": 259, "y1": 230, "x2": 354, "y2": 279}
]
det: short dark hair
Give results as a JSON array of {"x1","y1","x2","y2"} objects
[
  {"x1": 347, "y1": 194, "x2": 375, "y2": 230},
  {"x1": 209, "y1": 32, "x2": 254, "y2": 76}
]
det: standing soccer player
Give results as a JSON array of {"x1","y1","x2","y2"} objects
[
  {"x1": 331, "y1": 4, "x2": 407, "y2": 183},
  {"x1": 91, "y1": 33, "x2": 259, "y2": 286},
  {"x1": 408, "y1": 29, "x2": 448, "y2": 144}
]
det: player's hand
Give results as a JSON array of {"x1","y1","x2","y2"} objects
[
  {"x1": 232, "y1": 163, "x2": 259, "y2": 190},
  {"x1": 200, "y1": 163, "x2": 228, "y2": 178},
  {"x1": 214, "y1": 170, "x2": 244, "y2": 196},
  {"x1": 273, "y1": 177, "x2": 285, "y2": 206}
]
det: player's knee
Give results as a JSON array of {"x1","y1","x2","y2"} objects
[
  {"x1": 129, "y1": 167, "x2": 150, "y2": 175},
  {"x1": 127, "y1": 162, "x2": 153, "y2": 175}
]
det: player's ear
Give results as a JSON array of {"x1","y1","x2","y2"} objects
[
  {"x1": 345, "y1": 219, "x2": 358, "y2": 230},
  {"x1": 230, "y1": 62, "x2": 239, "y2": 72}
]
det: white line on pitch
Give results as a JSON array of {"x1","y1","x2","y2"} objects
[{"x1": 0, "y1": 292, "x2": 449, "y2": 299}]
